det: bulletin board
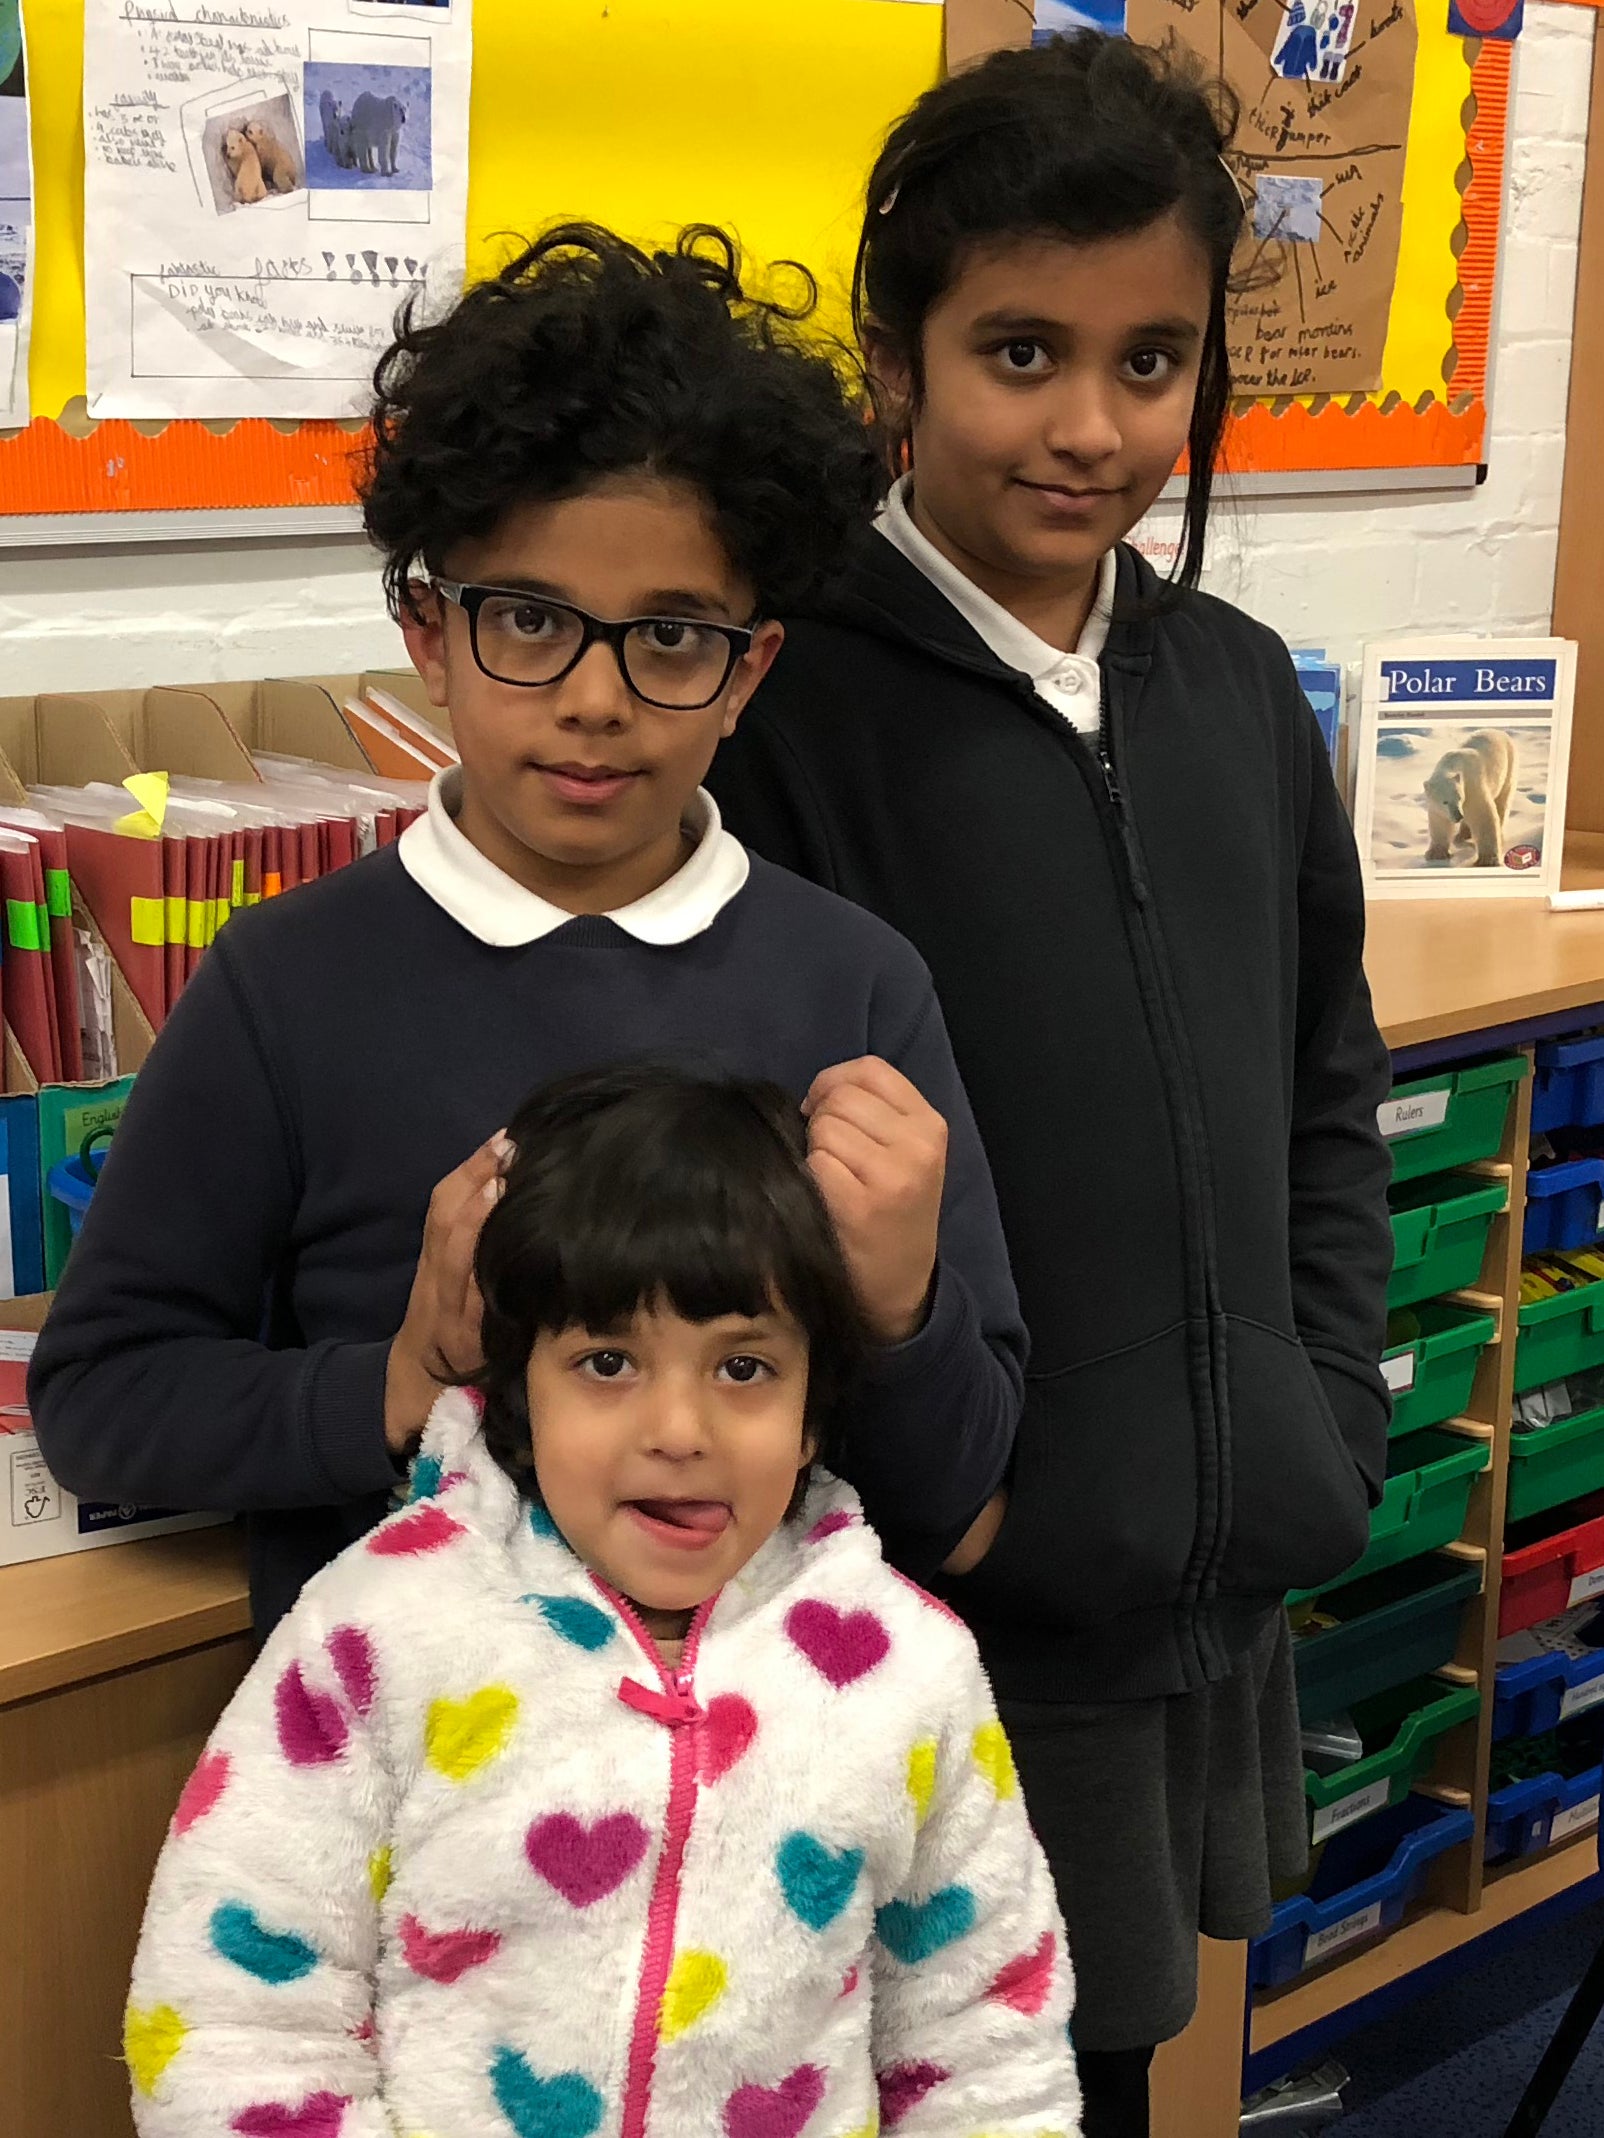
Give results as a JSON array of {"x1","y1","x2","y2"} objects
[{"x1": 0, "y1": 0, "x2": 1512, "y2": 512}]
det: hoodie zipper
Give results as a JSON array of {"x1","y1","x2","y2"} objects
[
  {"x1": 1023, "y1": 671, "x2": 1233, "y2": 1671},
  {"x1": 597, "y1": 1579, "x2": 713, "y2": 2138}
]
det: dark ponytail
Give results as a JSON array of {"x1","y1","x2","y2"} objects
[{"x1": 853, "y1": 30, "x2": 1243, "y2": 591}]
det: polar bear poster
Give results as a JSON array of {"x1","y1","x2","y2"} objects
[{"x1": 1355, "y1": 640, "x2": 1576, "y2": 900}]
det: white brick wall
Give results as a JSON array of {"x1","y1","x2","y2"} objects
[{"x1": 0, "y1": 2, "x2": 1591, "y2": 696}]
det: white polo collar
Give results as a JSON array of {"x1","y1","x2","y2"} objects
[
  {"x1": 398, "y1": 768, "x2": 750, "y2": 948},
  {"x1": 876, "y1": 476, "x2": 1115, "y2": 723}
]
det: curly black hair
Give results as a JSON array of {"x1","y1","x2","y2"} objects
[
  {"x1": 855, "y1": 31, "x2": 1245, "y2": 592},
  {"x1": 471, "y1": 1063, "x2": 871, "y2": 1508},
  {"x1": 361, "y1": 224, "x2": 884, "y2": 623}
]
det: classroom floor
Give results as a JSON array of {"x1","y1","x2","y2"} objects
[{"x1": 1321, "y1": 1892, "x2": 1604, "y2": 2135}]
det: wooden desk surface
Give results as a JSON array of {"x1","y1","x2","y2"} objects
[
  {"x1": 0, "y1": 1522, "x2": 250, "y2": 1706},
  {"x1": 1366, "y1": 834, "x2": 1604, "y2": 1048}
]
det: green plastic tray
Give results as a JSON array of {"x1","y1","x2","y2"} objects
[
  {"x1": 1388, "y1": 1173, "x2": 1507, "y2": 1311},
  {"x1": 1383, "y1": 1301, "x2": 1499, "y2": 1438},
  {"x1": 1515, "y1": 1275, "x2": 1604, "y2": 1395},
  {"x1": 1290, "y1": 1428, "x2": 1490, "y2": 1602},
  {"x1": 1294, "y1": 1555, "x2": 1482, "y2": 1724},
  {"x1": 1304, "y1": 1676, "x2": 1481, "y2": 1847},
  {"x1": 1382, "y1": 1055, "x2": 1526, "y2": 1187},
  {"x1": 1508, "y1": 1401, "x2": 1604, "y2": 1524}
]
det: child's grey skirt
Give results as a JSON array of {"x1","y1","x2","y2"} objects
[{"x1": 998, "y1": 1608, "x2": 1307, "y2": 2055}]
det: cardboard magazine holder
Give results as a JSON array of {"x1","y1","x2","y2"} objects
[
  {"x1": 0, "y1": 696, "x2": 157, "y2": 1085},
  {"x1": 149, "y1": 678, "x2": 370, "y2": 775}
]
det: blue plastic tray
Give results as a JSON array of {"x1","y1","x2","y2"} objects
[
  {"x1": 1533, "y1": 1033, "x2": 1604, "y2": 1135},
  {"x1": 1493, "y1": 1643, "x2": 1604, "y2": 1740},
  {"x1": 1486, "y1": 1761, "x2": 1603, "y2": 1862},
  {"x1": 1525, "y1": 1159, "x2": 1604, "y2": 1255},
  {"x1": 1246, "y1": 1796, "x2": 1474, "y2": 1989}
]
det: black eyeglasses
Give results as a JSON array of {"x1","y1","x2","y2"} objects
[{"x1": 431, "y1": 581, "x2": 758, "y2": 712}]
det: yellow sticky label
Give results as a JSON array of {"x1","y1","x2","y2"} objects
[
  {"x1": 165, "y1": 896, "x2": 186, "y2": 944},
  {"x1": 186, "y1": 902, "x2": 206, "y2": 950},
  {"x1": 130, "y1": 896, "x2": 165, "y2": 947},
  {"x1": 232, "y1": 860, "x2": 245, "y2": 903}
]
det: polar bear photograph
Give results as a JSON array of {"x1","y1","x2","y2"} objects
[
  {"x1": 1424, "y1": 729, "x2": 1517, "y2": 867},
  {"x1": 1368, "y1": 722, "x2": 1551, "y2": 876}
]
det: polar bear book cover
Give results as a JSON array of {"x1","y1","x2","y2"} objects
[{"x1": 1354, "y1": 638, "x2": 1577, "y2": 900}]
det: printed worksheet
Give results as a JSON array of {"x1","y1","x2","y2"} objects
[
  {"x1": 0, "y1": 0, "x2": 32, "y2": 425},
  {"x1": 83, "y1": 0, "x2": 472, "y2": 418}
]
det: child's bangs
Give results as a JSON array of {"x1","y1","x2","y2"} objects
[{"x1": 535, "y1": 1170, "x2": 805, "y2": 1340}]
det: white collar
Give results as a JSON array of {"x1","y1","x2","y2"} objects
[
  {"x1": 876, "y1": 475, "x2": 1116, "y2": 677},
  {"x1": 398, "y1": 768, "x2": 750, "y2": 948}
]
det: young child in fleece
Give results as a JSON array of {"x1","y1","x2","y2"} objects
[{"x1": 124, "y1": 1065, "x2": 1080, "y2": 2138}]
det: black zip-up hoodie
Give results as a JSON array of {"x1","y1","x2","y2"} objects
[{"x1": 709, "y1": 537, "x2": 1394, "y2": 1705}]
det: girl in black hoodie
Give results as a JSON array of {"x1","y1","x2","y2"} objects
[{"x1": 710, "y1": 31, "x2": 1394, "y2": 2137}]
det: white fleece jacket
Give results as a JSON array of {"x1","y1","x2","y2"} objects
[{"x1": 126, "y1": 1392, "x2": 1079, "y2": 2138}]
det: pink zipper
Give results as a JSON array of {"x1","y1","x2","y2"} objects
[{"x1": 594, "y1": 1577, "x2": 713, "y2": 2138}]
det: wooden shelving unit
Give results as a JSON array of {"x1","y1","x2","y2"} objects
[{"x1": 1157, "y1": 934, "x2": 1604, "y2": 2136}]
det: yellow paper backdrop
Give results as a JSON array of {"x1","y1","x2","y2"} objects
[
  {"x1": 1382, "y1": 19, "x2": 1476, "y2": 403},
  {"x1": 23, "y1": 0, "x2": 941, "y2": 421},
  {"x1": 22, "y1": 0, "x2": 1483, "y2": 426}
]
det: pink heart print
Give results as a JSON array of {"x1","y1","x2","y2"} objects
[
  {"x1": 367, "y1": 1503, "x2": 464, "y2": 1557},
  {"x1": 987, "y1": 1931, "x2": 1057, "y2": 2016},
  {"x1": 525, "y1": 1811, "x2": 650, "y2": 1908},
  {"x1": 876, "y1": 2062, "x2": 950, "y2": 2130},
  {"x1": 232, "y1": 2092, "x2": 349, "y2": 2138},
  {"x1": 805, "y1": 1509, "x2": 854, "y2": 1545},
  {"x1": 722, "y1": 2063, "x2": 825, "y2": 2138},
  {"x1": 398, "y1": 1913, "x2": 503, "y2": 1984},
  {"x1": 326, "y1": 1626, "x2": 376, "y2": 1718},
  {"x1": 274, "y1": 1662, "x2": 349, "y2": 1767},
  {"x1": 784, "y1": 1600, "x2": 890, "y2": 1689},
  {"x1": 173, "y1": 1749, "x2": 231, "y2": 1835},
  {"x1": 699, "y1": 1694, "x2": 758, "y2": 1784}
]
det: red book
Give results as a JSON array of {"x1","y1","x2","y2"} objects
[
  {"x1": 0, "y1": 834, "x2": 59, "y2": 1082},
  {"x1": 23, "y1": 835, "x2": 63, "y2": 1083},
  {"x1": 35, "y1": 825, "x2": 84, "y2": 1082},
  {"x1": 183, "y1": 834, "x2": 206, "y2": 986},
  {"x1": 325, "y1": 816, "x2": 357, "y2": 873},
  {"x1": 61, "y1": 821, "x2": 168, "y2": 1033},
  {"x1": 242, "y1": 825, "x2": 264, "y2": 906},
  {"x1": 162, "y1": 835, "x2": 185, "y2": 1018}
]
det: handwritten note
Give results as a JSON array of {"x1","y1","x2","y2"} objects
[
  {"x1": 0, "y1": 0, "x2": 32, "y2": 426},
  {"x1": 1128, "y1": 0, "x2": 1417, "y2": 397},
  {"x1": 84, "y1": 0, "x2": 473, "y2": 418}
]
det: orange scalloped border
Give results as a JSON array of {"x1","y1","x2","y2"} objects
[{"x1": 0, "y1": 37, "x2": 1513, "y2": 512}]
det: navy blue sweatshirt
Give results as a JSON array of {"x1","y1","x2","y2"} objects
[{"x1": 29, "y1": 846, "x2": 1025, "y2": 1637}]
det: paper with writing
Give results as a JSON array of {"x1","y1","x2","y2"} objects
[
  {"x1": 83, "y1": 0, "x2": 472, "y2": 417},
  {"x1": 1128, "y1": 0, "x2": 1417, "y2": 397},
  {"x1": 0, "y1": 0, "x2": 32, "y2": 424}
]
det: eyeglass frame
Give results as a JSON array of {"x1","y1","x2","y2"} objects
[{"x1": 429, "y1": 579, "x2": 760, "y2": 712}]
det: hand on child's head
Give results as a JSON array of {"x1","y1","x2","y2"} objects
[
  {"x1": 525, "y1": 1304, "x2": 814, "y2": 1639},
  {"x1": 385, "y1": 1132, "x2": 511, "y2": 1453}
]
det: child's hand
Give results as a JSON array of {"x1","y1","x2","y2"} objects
[
  {"x1": 384, "y1": 1133, "x2": 510, "y2": 1454},
  {"x1": 803, "y1": 1056, "x2": 946, "y2": 1345},
  {"x1": 941, "y1": 1489, "x2": 1008, "y2": 1574}
]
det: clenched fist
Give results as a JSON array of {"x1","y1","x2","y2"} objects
[{"x1": 803, "y1": 1056, "x2": 947, "y2": 1345}]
